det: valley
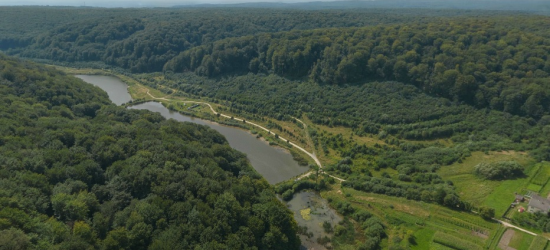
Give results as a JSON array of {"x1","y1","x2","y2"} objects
[
  {"x1": 1, "y1": 5, "x2": 550, "y2": 250},
  {"x1": 68, "y1": 66, "x2": 550, "y2": 249}
]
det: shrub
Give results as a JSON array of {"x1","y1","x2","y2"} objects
[{"x1": 474, "y1": 161, "x2": 523, "y2": 180}]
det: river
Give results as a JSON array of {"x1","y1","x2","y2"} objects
[
  {"x1": 75, "y1": 75, "x2": 132, "y2": 105},
  {"x1": 76, "y1": 74, "x2": 308, "y2": 184}
]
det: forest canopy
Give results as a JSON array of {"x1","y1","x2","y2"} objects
[
  {"x1": 2, "y1": 8, "x2": 549, "y2": 121},
  {"x1": 0, "y1": 54, "x2": 299, "y2": 249},
  {"x1": 164, "y1": 19, "x2": 550, "y2": 119}
]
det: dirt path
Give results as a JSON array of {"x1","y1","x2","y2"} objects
[
  {"x1": 291, "y1": 116, "x2": 315, "y2": 153},
  {"x1": 146, "y1": 90, "x2": 321, "y2": 164},
  {"x1": 498, "y1": 229, "x2": 516, "y2": 250},
  {"x1": 145, "y1": 90, "x2": 351, "y2": 182},
  {"x1": 494, "y1": 219, "x2": 538, "y2": 236}
]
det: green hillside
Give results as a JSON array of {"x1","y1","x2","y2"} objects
[{"x1": 0, "y1": 54, "x2": 299, "y2": 249}]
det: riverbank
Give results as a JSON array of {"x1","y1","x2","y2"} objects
[{"x1": 59, "y1": 66, "x2": 324, "y2": 178}]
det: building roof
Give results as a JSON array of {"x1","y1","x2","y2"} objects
[
  {"x1": 528, "y1": 195, "x2": 550, "y2": 212},
  {"x1": 516, "y1": 194, "x2": 524, "y2": 200}
]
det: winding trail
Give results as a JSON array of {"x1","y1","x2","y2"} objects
[
  {"x1": 144, "y1": 90, "x2": 350, "y2": 181},
  {"x1": 147, "y1": 90, "x2": 320, "y2": 165},
  {"x1": 493, "y1": 219, "x2": 542, "y2": 237}
]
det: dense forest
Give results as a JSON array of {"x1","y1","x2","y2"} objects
[
  {"x1": 0, "y1": 54, "x2": 300, "y2": 249},
  {"x1": 2, "y1": 8, "x2": 549, "y2": 121},
  {"x1": 1, "y1": 7, "x2": 465, "y2": 72},
  {"x1": 164, "y1": 18, "x2": 550, "y2": 119},
  {"x1": 1, "y1": 7, "x2": 531, "y2": 72}
]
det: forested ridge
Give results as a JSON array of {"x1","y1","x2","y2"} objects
[
  {"x1": 1, "y1": 7, "x2": 465, "y2": 72},
  {"x1": 1, "y1": 7, "x2": 527, "y2": 72},
  {"x1": 164, "y1": 18, "x2": 550, "y2": 119},
  {"x1": 0, "y1": 54, "x2": 300, "y2": 249},
  {"x1": 3, "y1": 8, "x2": 550, "y2": 120}
]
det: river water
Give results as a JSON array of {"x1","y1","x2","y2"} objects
[
  {"x1": 76, "y1": 74, "x2": 308, "y2": 184},
  {"x1": 75, "y1": 75, "x2": 132, "y2": 105}
]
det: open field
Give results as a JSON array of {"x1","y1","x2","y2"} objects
[
  {"x1": 528, "y1": 162, "x2": 550, "y2": 196},
  {"x1": 509, "y1": 229, "x2": 536, "y2": 250},
  {"x1": 322, "y1": 184, "x2": 504, "y2": 250},
  {"x1": 438, "y1": 151, "x2": 536, "y2": 217}
]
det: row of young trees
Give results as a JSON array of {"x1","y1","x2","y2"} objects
[
  {"x1": 150, "y1": 72, "x2": 550, "y2": 161},
  {"x1": 0, "y1": 55, "x2": 300, "y2": 249}
]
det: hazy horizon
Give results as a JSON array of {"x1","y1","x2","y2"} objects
[
  {"x1": 0, "y1": 0, "x2": 547, "y2": 10},
  {"x1": 0, "y1": 0, "x2": 331, "y2": 7}
]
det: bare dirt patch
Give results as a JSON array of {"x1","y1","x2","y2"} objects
[
  {"x1": 498, "y1": 229, "x2": 517, "y2": 250},
  {"x1": 472, "y1": 230, "x2": 489, "y2": 239}
]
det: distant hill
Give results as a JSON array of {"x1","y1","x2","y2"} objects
[{"x1": 176, "y1": 0, "x2": 550, "y2": 14}]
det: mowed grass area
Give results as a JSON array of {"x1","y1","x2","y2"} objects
[
  {"x1": 509, "y1": 230, "x2": 535, "y2": 250},
  {"x1": 484, "y1": 178, "x2": 528, "y2": 217},
  {"x1": 438, "y1": 151, "x2": 535, "y2": 216},
  {"x1": 322, "y1": 185, "x2": 503, "y2": 250},
  {"x1": 412, "y1": 228, "x2": 435, "y2": 250},
  {"x1": 528, "y1": 236, "x2": 549, "y2": 250},
  {"x1": 529, "y1": 162, "x2": 550, "y2": 196}
]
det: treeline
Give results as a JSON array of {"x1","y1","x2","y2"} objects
[
  {"x1": 342, "y1": 175, "x2": 469, "y2": 211},
  {"x1": 513, "y1": 211, "x2": 550, "y2": 233},
  {"x1": 334, "y1": 151, "x2": 470, "y2": 211},
  {"x1": 2, "y1": 7, "x2": 457, "y2": 72},
  {"x1": 165, "y1": 17, "x2": 550, "y2": 119},
  {"x1": 0, "y1": 55, "x2": 300, "y2": 249},
  {"x1": 474, "y1": 161, "x2": 523, "y2": 180},
  {"x1": 151, "y1": 72, "x2": 550, "y2": 161}
]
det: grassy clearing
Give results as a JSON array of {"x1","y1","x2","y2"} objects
[
  {"x1": 432, "y1": 231, "x2": 483, "y2": 250},
  {"x1": 528, "y1": 183, "x2": 543, "y2": 193},
  {"x1": 531, "y1": 162, "x2": 550, "y2": 196},
  {"x1": 303, "y1": 120, "x2": 386, "y2": 148},
  {"x1": 322, "y1": 185, "x2": 498, "y2": 250},
  {"x1": 431, "y1": 242, "x2": 458, "y2": 250},
  {"x1": 410, "y1": 228, "x2": 435, "y2": 250},
  {"x1": 438, "y1": 151, "x2": 534, "y2": 215},
  {"x1": 509, "y1": 230, "x2": 535, "y2": 250},
  {"x1": 529, "y1": 236, "x2": 548, "y2": 250},
  {"x1": 530, "y1": 163, "x2": 550, "y2": 185},
  {"x1": 484, "y1": 178, "x2": 529, "y2": 217}
]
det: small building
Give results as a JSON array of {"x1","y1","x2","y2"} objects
[
  {"x1": 527, "y1": 194, "x2": 550, "y2": 214},
  {"x1": 515, "y1": 194, "x2": 525, "y2": 202},
  {"x1": 518, "y1": 207, "x2": 525, "y2": 213}
]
